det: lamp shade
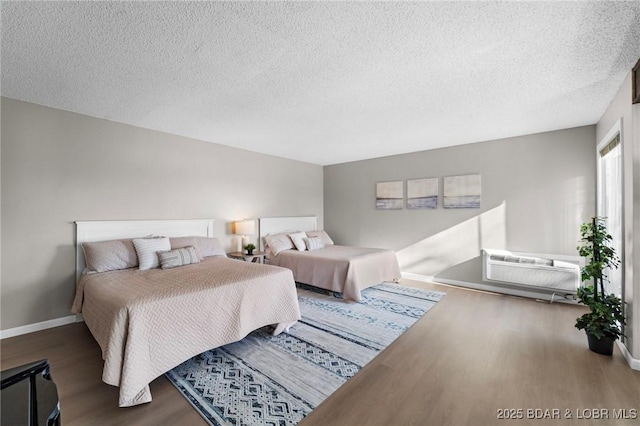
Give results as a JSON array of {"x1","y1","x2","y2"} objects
[{"x1": 234, "y1": 219, "x2": 255, "y2": 236}]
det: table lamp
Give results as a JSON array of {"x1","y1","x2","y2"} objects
[{"x1": 234, "y1": 219, "x2": 255, "y2": 252}]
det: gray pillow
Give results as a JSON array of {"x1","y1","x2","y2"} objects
[
  {"x1": 82, "y1": 239, "x2": 138, "y2": 273},
  {"x1": 169, "y1": 236, "x2": 226, "y2": 258},
  {"x1": 194, "y1": 237, "x2": 226, "y2": 258},
  {"x1": 158, "y1": 246, "x2": 200, "y2": 269},
  {"x1": 170, "y1": 236, "x2": 204, "y2": 259},
  {"x1": 304, "y1": 237, "x2": 324, "y2": 251}
]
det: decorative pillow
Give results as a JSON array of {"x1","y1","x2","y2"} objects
[
  {"x1": 304, "y1": 237, "x2": 324, "y2": 251},
  {"x1": 82, "y1": 239, "x2": 138, "y2": 272},
  {"x1": 306, "y1": 230, "x2": 334, "y2": 245},
  {"x1": 157, "y1": 246, "x2": 200, "y2": 269},
  {"x1": 132, "y1": 237, "x2": 171, "y2": 270},
  {"x1": 169, "y1": 236, "x2": 226, "y2": 259},
  {"x1": 288, "y1": 232, "x2": 308, "y2": 251},
  {"x1": 264, "y1": 233, "x2": 294, "y2": 256}
]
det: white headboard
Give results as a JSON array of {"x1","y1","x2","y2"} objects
[
  {"x1": 258, "y1": 216, "x2": 317, "y2": 251},
  {"x1": 75, "y1": 219, "x2": 214, "y2": 282}
]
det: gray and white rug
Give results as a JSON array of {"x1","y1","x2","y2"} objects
[{"x1": 166, "y1": 282, "x2": 445, "y2": 426}]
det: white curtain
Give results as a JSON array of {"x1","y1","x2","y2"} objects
[{"x1": 598, "y1": 135, "x2": 622, "y2": 297}]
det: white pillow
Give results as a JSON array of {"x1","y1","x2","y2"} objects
[
  {"x1": 288, "y1": 232, "x2": 308, "y2": 251},
  {"x1": 132, "y1": 237, "x2": 171, "y2": 270}
]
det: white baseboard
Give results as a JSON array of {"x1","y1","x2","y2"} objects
[
  {"x1": 616, "y1": 340, "x2": 640, "y2": 371},
  {"x1": 0, "y1": 315, "x2": 81, "y2": 339},
  {"x1": 401, "y1": 272, "x2": 436, "y2": 283}
]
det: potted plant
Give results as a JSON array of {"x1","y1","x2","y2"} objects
[
  {"x1": 245, "y1": 243, "x2": 256, "y2": 255},
  {"x1": 575, "y1": 217, "x2": 625, "y2": 355}
]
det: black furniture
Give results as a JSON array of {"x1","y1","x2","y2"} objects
[{"x1": 1, "y1": 359, "x2": 61, "y2": 426}]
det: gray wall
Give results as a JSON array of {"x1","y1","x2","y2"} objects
[
  {"x1": 596, "y1": 71, "x2": 640, "y2": 359},
  {"x1": 1, "y1": 97, "x2": 324, "y2": 330},
  {"x1": 324, "y1": 126, "x2": 596, "y2": 284}
]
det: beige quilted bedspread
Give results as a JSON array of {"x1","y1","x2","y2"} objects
[
  {"x1": 269, "y1": 245, "x2": 401, "y2": 302},
  {"x1": 71, "y1": 258, "x2": 301, "y2": 407}
]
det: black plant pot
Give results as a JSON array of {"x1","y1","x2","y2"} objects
[{"x1": 586, "y1": 332, "x2": 615, "y2": 356}]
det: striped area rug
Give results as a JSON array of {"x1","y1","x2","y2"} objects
[{"x1": 166, "y1": 283, "x2": 445, "y2": 426}]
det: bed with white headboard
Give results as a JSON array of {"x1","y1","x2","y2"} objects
[
  {"x1": 259, "y1": 216, "x2": 401, "y2": 302},
  {"x1": 75, "y1": 219, "x2": 215, "y2": 282},
  {"x1": 72, "y1": 219, "x2": 300, "y2": 408},
  {"x1": 258, "y1": 216, "x2": 318, "y2": 251}
]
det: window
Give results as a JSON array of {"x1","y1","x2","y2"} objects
[{"x1": 597, "y1": 120, "x2": 623, "y2": 298}]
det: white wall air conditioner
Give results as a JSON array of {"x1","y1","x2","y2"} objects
[{"x1": 482, "y1": 249, "x2": 580, "y2": 293}]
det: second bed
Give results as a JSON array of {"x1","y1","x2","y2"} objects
[{"x1": 260, "y1": 216, "x2": 401, "y2": 302}]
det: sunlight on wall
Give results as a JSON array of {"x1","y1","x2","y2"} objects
[{"x1": 396, "y1": 202, "x2": 507, "y2": 276}]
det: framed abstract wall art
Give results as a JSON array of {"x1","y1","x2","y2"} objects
[
  {"x1": 376, "y1": 181, "x2": 403, "y2": 209},
  {"x1": 443, "y1": 174, "x2": 481, "y2": 208},
  {"x1": 407, "y1": 178, "x2": 438, "y2": 209}
]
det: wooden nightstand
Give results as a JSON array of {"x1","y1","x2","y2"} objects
[{"x1": 227, "y1": 251, "x2": 267, "y2": 264}]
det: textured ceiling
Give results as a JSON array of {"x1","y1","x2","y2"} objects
[{"x1": 2, "y1": 1, "x2": 640, "y2": 165}]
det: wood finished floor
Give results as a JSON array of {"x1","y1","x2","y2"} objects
[{"x1": 2, "y1": 280, "x2": 639, "y2": 426}]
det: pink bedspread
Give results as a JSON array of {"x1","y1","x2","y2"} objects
[
  {"x1": 71, "y1": 257, "x2": 300, "y2": 407},
  {"x1": 269, "y1": 245, "x2": 401, "y2": 302}
]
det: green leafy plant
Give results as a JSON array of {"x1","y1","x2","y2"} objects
[
  {"x1": 575, "y1": 217, "x2": 625, "y2": 341},
  {"x1": 575, "y1": 286, "x2": 625, "y2": 339},
  {"x1": 245, "y1": 243, "x2": 256, "y2": 254}
]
